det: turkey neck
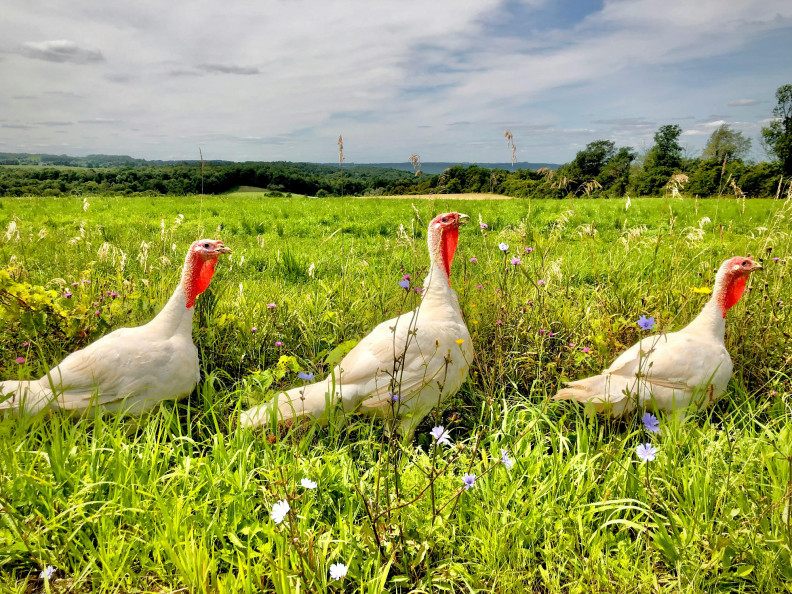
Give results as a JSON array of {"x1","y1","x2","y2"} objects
[
  {"x1": 420, "y1": 226, "x2": 461, "y2": 316},
  {"x1": 151, "y1": 249, "x2": 210, "y2": 336},
  {"x1": 683, "y1": 265, "x2": 745, "y2": 342}
]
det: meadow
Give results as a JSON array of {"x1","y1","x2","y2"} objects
[{"x1": 0, "y1": 192, "x2": 790, "y2": 593}]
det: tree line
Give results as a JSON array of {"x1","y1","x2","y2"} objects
[{"x1": 2, "y1": 84, "x2": 789, "y2": 199}]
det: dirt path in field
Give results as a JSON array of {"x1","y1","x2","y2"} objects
[{"x1": 361, "y1": 193, "x2": 511, "y2": 200}]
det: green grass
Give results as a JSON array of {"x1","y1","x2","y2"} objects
[{"x1": 0, "y1": 194, "x2": 790, "y2": 593}]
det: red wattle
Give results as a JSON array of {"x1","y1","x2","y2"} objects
[
  {"x1": 439, "y1": 227, "x2": 459, "y2": 282},
  {"x1": 720, "y1": 274, "x2": 747, "y2": 318},
  {"x1": 185, "y1": 255, "x2": 218, "y2": 308}
]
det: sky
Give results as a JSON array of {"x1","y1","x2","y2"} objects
[{"x1": 0, "y1": 0, "x2": 790, "y2": 164}]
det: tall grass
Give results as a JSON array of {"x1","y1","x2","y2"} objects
[{"x1": 0, "y1": 194, "x2": 790, "y2": 592}]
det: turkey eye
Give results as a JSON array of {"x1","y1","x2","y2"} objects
[
  {"x1": 742, "y1": 261, "x2": 748, "y2": 266},
  {"x1": 441, "y1": 217, "x2": 448, "y2": 223},
  {"x1": 204, "y1": 243, "x2": 210, "y2": 248}
]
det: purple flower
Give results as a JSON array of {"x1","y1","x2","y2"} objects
[
  {"x1": 267, "y1": 303, "x2": 277, "y2": 309},
  {"x1": 462, "y1": 473, "x2": 476, "y2": 490},
  {"x1": 581, "y1": 347, "x2": 591, "y2": 353},
  {"x1": 500, "y1": 448, "x2": 514, "y2": 469},
  {"x1": 15, "y1": 356, "x2": 25, "y2": 364},
  {"x1": 251, "y1": 327, "x2": 257, "y2": 333},
  {"x1": 391, "y1": 393, "x2": 400, "y2": 402},
  {"x1": 22, "y1": 341, "x2": 30, "y2": 347},
  {"x1": 63, "y1": 292, "x2": 73, "y2": 298},
  {"x1": 476, "y1": 284, "x2": 483, "y2": 290},
  {"x1": 398, "y1": 279, "x2": 410, "y2": 290},
  {"x1": 430, "y1": 426, "x2": 452, "y2": 446},
  {"x1": 106, "y1": 291, "x2": 113, "y2": 295},
  {"x1": 110, "y1": 292, "x2": 119, "y2": 298},
  {"x1": 637, "y1": 315, "x2": 655, "y2": 331},
  {"x1": 772, "y1": 257, "x2": 780, "y2": 262},
  {"x1": 40, "y1": 566, "x2": 55, "y2": 580},
  {"x1": 414, "y1": 287, "x2": 424, "y2": 293},
  {"x1": 548, "y1": 331, "x2": 555, "y2": 337},
  {"x1": 510, "y1": 258, "x2": 521, "y2": 265},
  {"x1": 539, "y1": 329, "x2": 545, "y2": 335},
  {"x1": 470, "y1": 257, "x2": 478, "y2": 263},
  {"x1": 498, "y1": 242, "x2": 509, "y2": 252},
  {"x1": 480, "y1": 223, "x2": 488, "y2": 229},
  {"x1": 297, "y1": 371, "x2": 315, "y2": 381},
  {"x1": 402, "y1": 274, "x2": 411, "y2": 280},
  {"x1": 636, "y1": 443, "x2": 657, "y2": 462},
  {"x1": 524, "y1": 247, "x2": 534, "y2": 253},
  {"x1": 537, "y1": 280, "x2": 546, "y2": 286},
  {"x1": 642, "y1": 412, "x2": 660, "y2": 434},
  {"x1": 81, "y1": 279, "x2": 91, "y2": 284},
  {"x1": 94, "y1": 310, "x2": 101, "y2": 316},
  {"x1": 496, "y1": 320, "x2": 502, "y2": 326},
  {"x1": 71, "y1": 282, "x2": 79, "y2": 287},
  {"x1": 569, "y1": 342, "x2": 576, "y2": 348},
  {"x1": 275, "y1": 341, "x2": 284, "y2": 347}
]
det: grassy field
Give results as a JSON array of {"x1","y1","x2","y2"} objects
[{"x1": 0, "y1": 194, "x2": 790, "y2": 593}]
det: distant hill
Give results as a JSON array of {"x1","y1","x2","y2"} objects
[
  {"x1": 357, "y1": 162, "x2": 560, "y2": 174},
  {"x1": 0, "y1": 152, "x2": 559, "y2": 173}
]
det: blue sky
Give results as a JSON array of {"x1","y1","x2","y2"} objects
[{"x1": 0, "y1": 0, "x2": 789, "y2": 164}]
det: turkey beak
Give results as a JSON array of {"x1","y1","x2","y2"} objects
[
  {"x1": 750, "y1": 260, "x2": 762, "y2": 272},
  {"x1": 217, "y1": 244, "x2": 232, "y2": 255},
  {"x1": 457, "y1": 213, "x2": 470, "y2": 226}
]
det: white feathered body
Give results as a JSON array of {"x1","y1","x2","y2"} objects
[
  {"x1": 0, "y1": 287, "x2": 199, "y2": 415},
  {"x1": 553, "y1": 256, "x2": 760, "y2": 417}
]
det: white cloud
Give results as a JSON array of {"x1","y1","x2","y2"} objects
[
  {"x1": 19, "y1": 40, "x2": 104, "y2": 64},
  {"x1": 0, "y1": 0, "x2": 789, "y2": 162},
  {"x1": 728, "y1": 98, "x2": 760, "y2": 106}
]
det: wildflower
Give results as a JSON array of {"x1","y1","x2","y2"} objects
[
  {"x1": 71, "y1": 282, "x2": 79, "y2": 287},
  {"x1": 691, "y1": 286, "x2": 712, "y2": 294},
  {"x1": 329, "y1": 562, "x2": 348, "y2": 580},
  {"x1": 275, "y1": 341, "x2": 284, "y2": 347},
  {"x1": 95, "y1": 310, "x2": 101, "y2": 316},
  {"x1": 391, "y1": 393, "x2": 400, "y2": 402},
  {"x1": 636, "y1": 443, "x2": 657, "y2": 462},
  {"x1": 537, "y1": 280, "x2": 546, "y2": 286},
  {"x1": 271, "y1": 500, "x2": 290, "y2": 524},
  {"x1": 772, "y1": 257, "x2": 780, "y2": 262},
  {"x1": 637, "y1": 315, "x2": 655, "y2": 331},
  {"x1": 22, "y1": 341, "x2": 30, "y2": 347},
  {"x1": 455, "y1": 338, "x2": 465, "y2": 345},
  {"x1": 501, "y1": 448, "x2": 514, "y2": 469},
  {"x1": 40, "y1": 566, "x2": 55, "y2": 580},
  {"x1": 298, "y1": 372, "x2": 315, "y2": 381},
  {"x1": 581, "y1": 347, "x2": 591, "y2": 353},
  {"x1": 15, "y1": 357, "x2": 25, "y2": 364},
  {"x1": 414, "y1": 287, "x2": 424, "y2": 293},
  {"x1": 548, "y1": 331, "x2": 555, "y2": 337},
  {"x1": 498, "y1": 242, "x2": 509, "y2": 252},
  {"x1": 110, "y1": 292, "x2": 119, "y2": 298},
  {"x1": 462, "y1": 473, "x2": 476, "y2": 490},
  {"x1": 496, "y1": 320, "x2": 502, "y2": 325},
  {"x1": 569, "y1": 343, "x2": 576, "y2": 348},
  {"x1": 106, "y1": 291, "x2": 113, "y2": 296},
  {"x1": 642, "y1": 412, "x2": 660, "y2": 434},
  {"x1": 539, "y1": 329, "x2": 545, "y2": 335},
  {"x1": 510, "y1": 258, "x2": 521, "y2": 265},
  {"x1": 300, "y1": 478, "x2": 317, "y2": 489},
  {"x1": 398, "y1": 279, "x2": 410, "y2": 289},
  {"x1": 524, "y1": 247, "x2": 534, "y2": 253},
  {"x1": 267, "y1": 303, "x2": 276, "y2": 309},
  {"x1": 480, "y1": 222, "x2": 488, "y2": 229},
  {"x1": 470, "y1": 257, "x2": 478, "y2": 263},
  {"x1": 63, "y1": 292, "x2": 73, "y2": 298},
  {"x1": 251, "y1": 327, "x2": 257, "y2": 333},
  {"x1": 431, "y1": 426, "x2": 452, "y2": 446},
  {"x1": 81, "y1": 279, "x2": 91, "y2": 284},
  {"x1": 402, "y1": 274, "x2": 411, "y2": 280},
  {"x1": 476, "y1": 284, "x2": 483, "y2": 290}
]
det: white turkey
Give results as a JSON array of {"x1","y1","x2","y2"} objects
[
  {"x1": 0, "y1": 239, "x2": 231, "y2": 415},
  {"x1": 553, "y1": 256, "x2": 761, "y2": 416},
  {"x1": 241, "y1": 212, "x2": 473, "y2": 437}
]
